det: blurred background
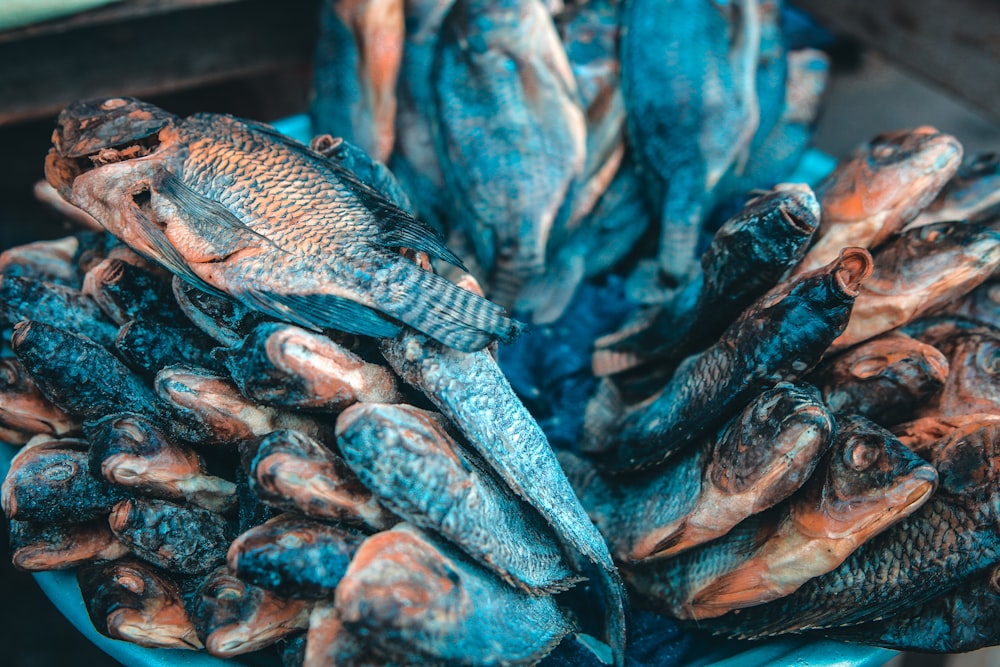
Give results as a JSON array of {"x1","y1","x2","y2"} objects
[{"x1": 1, "y1": 1, "x2": 999, "y2": 666}]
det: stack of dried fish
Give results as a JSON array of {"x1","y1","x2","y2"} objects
[{"x1": 566, "y1": 125, "x2": 1000, "y2": 654}]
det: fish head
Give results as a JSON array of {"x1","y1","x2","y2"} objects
[
  {"x1": 709, "y1": 382, "x2": 833, "y2": 494},
  {"x1": 927, "y1": 419, "x2": 1000, "y2": 510},
  {"x1": 90, "y1": 413, "x2": 200, "y2": 489},
  {"x1": 796, "y1": 415, "x2": 938, "y2": 540},
  {"x1": 888, "y1": 221, "x2": 1000, "y2": 291},
  {"x1": 820, "y1": 127, "x2": 963, "y2": 225},
  {"x1": 1, "y1": 442, "x2": 89, "y2": 518}
]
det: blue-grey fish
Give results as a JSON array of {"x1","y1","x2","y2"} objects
[{"x1": 45, "y1": 97, "x2": 520, "y2": 352}]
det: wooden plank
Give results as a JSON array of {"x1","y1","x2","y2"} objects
[
  {"x1": 0, "y1": 0, "x2": 320, "y2": 125},
  {"x1": 791, "y1": 0, "x2": 1000, "y2": 123}
]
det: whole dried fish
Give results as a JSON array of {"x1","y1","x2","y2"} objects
[
  {"x1": 190, "y1": 565, "x2": 311, "y2": 657},
  {"x1": 337, "y1": 402, "x2": 579, "y2": 591},
  {"x1": 830, "y1": 220, "x2": 1000, "y2": 352},
  {"x1": 794, "y1": 127, "x2": 963, "y2": 276},
  {"x1": 335, "y1": 523, "x2": 574, "y2": 665},
  {"x1": 588, "y1": 248, "x2": 872, "y2": 472},
  {"x1": 0, "y1": 358, "x2": 80, "y2": 445},
  {"x1": 217, "y1": 321, "x2": 401, "y2": 411},
  {"x1": 433, "y1": 0, "x2": 586, "y2": 305},
  {"x1": 227, "y1": 513, "x2": 363, "y2": 599},
  {"x1": 78, "y1": 558, "x2": 203, "y2": 649},
  {"x1": 109, "y1": 497, "x2": 230, "y2": 574},
  {"x1": 241, "y1": 428, "x2": 394, "y2": 529},
  {"x1": 45, "y1": 97, "x2": 520, "y2": 353},
  {"x1": 86, "y1": 413, "x2": 236, "y2": 513},
  {"x1": 2, "y1": 438, "x2": 128, "y2": 524},
  {"x1": 620, "y1": 0, "x2": 761, "y2": 285},
  {"x1": 154, "y1": 365, "x2": 336, "y2": 446},
  {"x1": 809, "y1": 330, "x2": 949, "y2": 425},
  {"x1": 9, "y1": 519, "x2": 128, "y2": 571},
  {"x1": 0, "y1": 274, "x2": 118, "y2": 346},
  {"x1": 380, "y1": 331, "x2": 626, "y2": 664},
  {"x1": 634, "y1": 416, "x2": 936, "y2": 621},
  {"x1": 593, "y1": 186, "x2": 820, "y2": 376}
]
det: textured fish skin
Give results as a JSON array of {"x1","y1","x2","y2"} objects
[
  {"x1": 380, "y1": 331, "x2": 627, "y2": 664},
  {"x1": 336, "y1": 523, "x2": 574, "y2": 666},
  {"x1": 82, "y1": 257, "x2": 188, "y2": 326},
  {"x1": 700, "y1": 417, "x2": 1000, "y2": 639},
  {"x1": 190, "y1": 565, "x2": 311, "y2": 657},
  {"x1": 826, "y1": 565, "x2": 1000, "y2": 652},
  {"x1": 892, "y1": 412, "x2": 1000, "y2": 457},
  {"x1": 432, "y1": 0, "x2": 586, "y2": 305},
  {"x1": 171, "y1": 277, "x2": 270, "y2": 348},
  {"x1": 154, "y1": 365, "x2": 337, "y2": 447},
  {"x1": 46, "y1": 97, "x2": 520, "y2": 353},
  {"x1": 86, "y1": 413, "x2": 236, "y2": 513},
  {"x1": 241, "y1": 428, "x2": 394, "y2": 529},
  {"x1": 0, "y1": 274, "x2": 119, "y2": 347},
  {"x1": 9, "y1": 519, "x2": 129, "y2": 571},
  {"x1": 620, "y1": 0, "x2": 761, "y2": 286},
  {"x1": 218, "y1": 321, "x2": 401, "y2": 411},
  {"x1": 0, "y1": 358, "x2": 80, "y2": 445},
  {"x1": 830, "y1": 220, "x2": 1000, "y2": 352},
  {"x1": 1, "y1": 438, "x2": 128, "y2": 524},
  {"x1": 914, "y1": 330, "x2": 1000, "y2": 419},
  {"x1": 589, "y1": 248, "x2": 872, "y2": 472},
  {"x1": 909, "y1": 153, "x2": 1000, "y2": 229},
  {"x1": 647, "y1": 416, "x2": 936, "y2": 620},
  {"x1": 227, "y1": 513, "x2": 364, "y2": 599},
  {"x1": 794, "y1": 127, "x2": 963, "y2": 276},
  {"x1": 635, "y1": 382, "x2": 836, "y2": 560},
  {"x1": 809, "y1": 330, "x2": 949, "y2": 425},
  {"x1": 311, "y1": 134, "x2": 413, "y2": 212},
  {"x1": 593, "y1": 187, "x2": 820, "y2": 376},
  {"x1": 109, "y1": 498, "x2": 230, "y2": 574},
  {"x1": 338, "y1": 402, "x2": 579, "y2": 592},
  {"x1": 78, "y1": 558, "x2": 203, "y2": 649},
  {"x1": 115, "y1": 319, "x2": 223, "y2": 378},
  {"x1": 0, "y1": 234, "x2": 85, "y2": 286}
]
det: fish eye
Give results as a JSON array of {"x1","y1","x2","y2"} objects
[
  {"x1": 211, "y1": 582, "x2": 244, "y2": 600},
  {"x1": 0, "y1": 361, "x2": 18, "y2": 385},
  {"x1": 43, "y1": 460, "x2": 77, "y2": 482},
  {"x1": 114, "y1": 571, "x2": 146, "y2": 594},
  {"x1": 850, "y1": 356, "x2": 887, "y2": 379},
  {"x1": 278, "y1": 534, "x2": 305, "y2": 549},
  {"x1": 978, "y1": 346, "x2": 1000, "y2": 375},
  {"x1": 101, "y1": 98, "x2": 129, "y2": 110},
  {"x1": 847, "y1": 442, "x2": 878, "y2": 470}
]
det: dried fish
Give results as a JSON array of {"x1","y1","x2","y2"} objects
[
  {"x1": 0, "y1": 274, "x2": 118, "y2": 346},
  {"x1": 115, "y1": 319, "x2": 222, "y2": 378},
  {"x1": 217, "y1": 321, "x2": 401, "y2": 411},
  {"x1": 336, "y1": 523, "x2": 573, "y2": 665},
  {"x1": 241, "y1": 428, "x2": 394, "y2": 529},
  {"x1": 227, "y1": 513, "x2": 363, "y2": 599},
  {"x1": 86, "y1": 413, "x2": 236, "y2": 513},
  {"x1": 190, "y1": 565, "x2": 311, "y2": 657},
  {"x1": 913, "y1": 329, "x2": 1000, "y2": 419},
  {"x1": 171, "y1": 276, "x2": 270, "y2": 347},
  {"x1": 109, "y1": 498, "x2": 230, "y2": 574},
  {"x1": 82, "y1": 257, "x2": 189, "y2": 326},
  {"x1": 46, "y1": 97, "x2": 519, "y2": 353},
  {"x1": 337, "y1": 402, "x2": 578, "y2": 591},
  {"x1": 9, "y1": 519, "x2": 128, "y2": 571},
  {"x1": 78, "y1": 558, "x2": 203, "y2": 649},
  {"x1": 0, "y1": 234, "x2": 87, "y2": 286}
]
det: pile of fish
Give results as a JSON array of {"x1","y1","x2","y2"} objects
[{"x1": 2, "y1": 0, "x2": 1000, "y2": 664}]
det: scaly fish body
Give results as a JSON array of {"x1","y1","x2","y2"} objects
[
  {"x1": 0, "y1": 358, "x2": 80, "y2": 445},
  {"x1": 591, "y1": 248, "x2": 871, "y2": 472},
  {"x1": 794, "y1": 127, "x2": 963, "y2": 276},
  {"x1": 620, "y1": 0, "x2": 761, "y2": 284},
  {"x1": 46, "y1": 97, "x2": 519, "y2": 353},
  {"x1": 109, "y1": 498, "x2": 230, "y2": 574},
  {"x1": 809, "y1": 330, "x2": 949, "y2": 425},
  {"x1": 338, "y1": 402, "x2": 579, "y2": 592},
  {"x1": 830, "y1": 220, "x2": 1000, "y2": 352},
  {"x1": 335, "y1": 523, "x2": 574, "y2": 665},
  {"x1": 433, "y1": 0, "x2": 586, "y2": 305},
  {"x1": 218, "y1": 321, "x2": 401, "y2": 411},
  {"x1": 9, "y1": 519, "x2": 128, "y2": 571},
  {"x1": 86, "y1": 413, "x2": 236, "y2": 513},
  {"x1": 380, "y1": 331, "x2": 627, "y2": 664},
  {"x1": 78, "y1": 558, "x2": 203, "y2": 649},
  {"x1": 227, "y1": 513, "x2": 364, "y2": 599},
  {"x1": 664, "y1": 416, "x2": 937, "y2": 620},
  {"x1": 190, "y1": 565, "x2": 311, "y2": 657},
  {"x1": 241, "y1": 428, "x2": 394, "y2": 529}
]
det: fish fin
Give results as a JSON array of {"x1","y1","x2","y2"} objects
[
  {"x1": 128, "y1": 208, "x2": 229, "y2": 299},
  {"x1": 155, "y1": 171, "x2": 278, "y2": 256},
  {"x1": 580, "y1": 380, "x2": 625, "y2": 454},
  {"x1": 234, "y1": 288, "x2": 402, "y2": 339},
  {"x1": 591, "y1": 349, "x2": 646, "y2": 377}
]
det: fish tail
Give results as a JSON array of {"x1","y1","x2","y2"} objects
[
  {"x1": 658, "y1": 193, "x2": 703, "y2": 285},
  {"x1": 397, "y1": 268, "x2": 523, "y2": 352},
  {"x1": 581, "y1": 379, "x2": 625, "y2": 454}
]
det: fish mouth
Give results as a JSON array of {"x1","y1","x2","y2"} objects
[
  {"x1": 832, "y1": 247, "x2": 873, "y2": 297},
  {"x1": 108, "y1": 609, "x2": 204, "y2": 650}
]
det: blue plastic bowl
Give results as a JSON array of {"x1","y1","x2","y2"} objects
[{"x1": 0, "y1": 116, "x2": 892, "y2": 667}]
